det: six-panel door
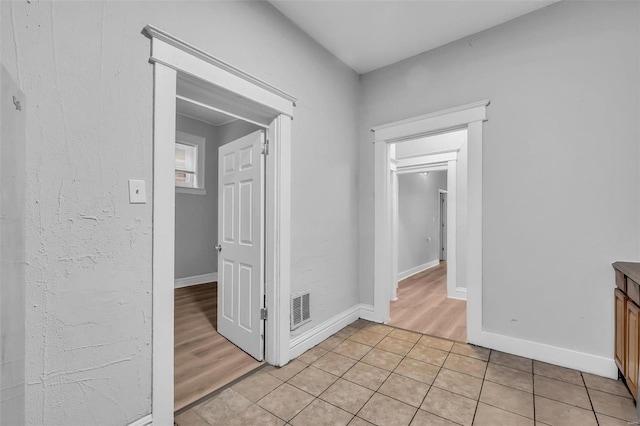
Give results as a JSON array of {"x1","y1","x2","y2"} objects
[{"x1": 217, "y1": 130, "x2": 265, "y2": 361}]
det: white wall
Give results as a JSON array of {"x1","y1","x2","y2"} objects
[
  {"x1": 1, "y1": 1, "x2": 360, "y2": 424},
  {"x1": 0, "y1": 65, "x2": 26, "y2": 426},
  {"x1": 174, "y1": 115, "x2": 219, "y2": 280},
  {"x1": 397, "y1": 171, "x2": 447, "y2": 275},
  {"x1": 359, "y1": 0, "x2": 640, "y2": 362}
]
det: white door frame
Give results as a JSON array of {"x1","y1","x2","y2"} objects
[
  {"x1": 439, "y1": 189, "x2": 448, "y2": 262},
  {"x1": 144, "y1": 25, "x2": 295, "y2": 425},
  {"x1": 372, "y1": 100, "x2": 489, "y2": 345}
]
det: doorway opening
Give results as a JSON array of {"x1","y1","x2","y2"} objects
[
  {"x1": 387, "y1": 131, "x2": 467, "y2": 341},
  {"x1": 173, "y1": 88, "x2": 267, "y2": 410},
  {"x1": 146, "y1": 26, "x2": 296, "y2": 425},
  {"x1": 372, "y1": 100, "x2": 488, "y2": 350}
]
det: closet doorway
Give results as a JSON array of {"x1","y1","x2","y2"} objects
[{"x1": 173, "y1": 89, "x2": 267, "y2": 410}]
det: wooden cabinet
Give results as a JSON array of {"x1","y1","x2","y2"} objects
[{"x1": 613, "y1": 261, "x2": 640, "y2": 400}]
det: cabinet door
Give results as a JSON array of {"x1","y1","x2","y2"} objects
[
  {"x1": 626, "y1": 300, "x2": 639, "y2": 398},
  {"x1": 615, "y1": 289, "x2": 627, "y2": 373}
]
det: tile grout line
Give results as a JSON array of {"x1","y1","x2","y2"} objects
[
  {"x1": 581, "y1": 371, "x2": 600, "y2": 426},
  {"x1": 469, "y1": 349, "x2": 492, "y2": 425},
  {"x1": 406, "y1": 342, "x2": 449, "y2": 425}
]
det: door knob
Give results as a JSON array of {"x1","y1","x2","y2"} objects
[{"x1": 214, "y1": 244, "x2": 222, "y2": 252}]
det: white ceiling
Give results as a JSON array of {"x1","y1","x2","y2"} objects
[{"x1": 271, "y1": 1, "x2": 558, "y2": 74}]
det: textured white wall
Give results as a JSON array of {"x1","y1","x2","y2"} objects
[
  {"x1": 174, "y1": 115, "x2": 219, "y2": 279},
  {"x1": 1, "y1": 1, "x2": 360, "y2": 424},
  {"x1": 359, "y1": 1, "x2": 640, "y2": 359},
  {"x1": 397, "y1": 171, "x2": 447, "y2": 274},
  {"x1": 0, "y1": 65, "x2": 27, "y2": 426}
]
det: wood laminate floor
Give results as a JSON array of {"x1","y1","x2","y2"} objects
[
  {"x1": 389, "y1": 261, "x2": 467, "y2": 341},
  {"x1": 174, "y1": 283, "x2": 263, "y2": 411}
]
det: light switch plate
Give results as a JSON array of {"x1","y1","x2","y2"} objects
[{"x1": 129, "y1": 179, "x2": 146, "y2": 204}]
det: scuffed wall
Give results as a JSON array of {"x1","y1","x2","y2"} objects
[
  {"x1": 2, "y1": 1, "x2": 360, "y2": 424},
  {"x1": 359, "y1": 1, "x2": 640, "y2": 360}
]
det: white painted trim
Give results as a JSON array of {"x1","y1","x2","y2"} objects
[
  {"x1": 174, "y1": 272, "x2": 218, "y2": 289},
  {"x1": 127, "y1": 414, "x2": 152, "y2": 426},
  {"x1": 146, "y1": 26, "x2": 295, "y2": 424},
  {"x1": 358, "y1": 304, "x2": 377, "y2": 322},
  {"x1": 476, "y1": 331, "x2": 618, "y2": 379},
  {"x1": 396, "y1": 164, "x2": 448, "y2": 174},
  {"x1": 398, "y1": 260, "x2": 440, "y2": 281},
  {"x1": 446, "y1": 160, "x2": 459, "y2": 300},
  {"x1": 289, "y1": 304, "x2": 363, "y2": 359},
  {"x1": 396, "y1": 152, "x2": 456, "y2": 169},
  {"x1": 372, "y1": 100, "x2": 489, "y2": 142},
  {"x1": 145, "y1": 27, "x2": 295, "y2": 118},
  {"x1": 151, "y1": 63, "x2": 176, "y2": 426},
  {"x1": 373, "y1": 102, "x2": 487, "y2": 342},
  {"x1": 265, "y1": 115, "x2": 293, "y2": 367},
  {"x1": 465, "y1": 121, "x2": 482, "y2": 344}
]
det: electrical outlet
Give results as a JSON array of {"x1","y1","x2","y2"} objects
[{"x1": 129, "y1": 179, "x2": 146, "y2": 204}]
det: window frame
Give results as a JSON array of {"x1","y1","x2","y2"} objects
[{"x1": 175, "y1": 130, "x2": 206, "y2": 195}]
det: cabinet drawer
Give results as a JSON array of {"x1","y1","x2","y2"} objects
[
  {"x1": 628, "y1": 278, "x2": 640, "y2": 306},
  {"x1": 617, "y1": 270, "x2": 627, "y2": 292}
]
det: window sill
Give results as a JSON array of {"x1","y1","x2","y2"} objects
[{"x1": 176, "y1": 187, "x2": 207, "y2": 196}]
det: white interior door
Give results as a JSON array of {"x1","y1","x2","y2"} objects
[{"x1": 217, "y1": 130, "x2": 265, "y2": 361}]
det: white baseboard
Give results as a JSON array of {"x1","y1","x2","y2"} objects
[
  {"x1": 128, "y1": 414, "x2": 152, "y2": 426},
  {"x1": 448, "y1": 286, "x2": 467, "y2": 301},
  {"x1": 398, "y1": 259, "x2": 440, "y2": 281},
  {"x1": 473, "y1": 330, "x2": 618, "y2": 379},
  {"x1": 358, "y1": 304, "x2": 377, "y2": 322},
  {"x1": 290, "y1": 304, "x2": 373, "y2": 359},
  {"x1": 174, "y1": 272, "x2": 217, "y2": 289}
]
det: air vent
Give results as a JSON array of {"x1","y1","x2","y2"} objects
[{"x1": 291, "y1": 292, "x2": 311, "y2": 330}]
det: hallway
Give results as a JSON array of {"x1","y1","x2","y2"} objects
[{"x1": 390, "y1": 262, "x2": 467, "y2": 342}]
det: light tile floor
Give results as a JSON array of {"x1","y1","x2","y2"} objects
[{"x1": 175, "y1": 319, "x2": 636, "y2": 426}]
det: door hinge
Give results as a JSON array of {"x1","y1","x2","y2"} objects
[
  {"x1": 260, "y1": 307, "x2": 268, "y2": 320},
  {"x1": 261, "y1": 140, "x2": 269, "y2": 155}
]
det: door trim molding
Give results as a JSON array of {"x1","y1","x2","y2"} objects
[
  {"x1": 145, "y1": 26, "x2": 295, "y2": 425},
  {"x1": 373, "y1": 100, "x2": 488, "y2": 345}
]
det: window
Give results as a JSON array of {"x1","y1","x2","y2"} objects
[{"x1": 175, "y1": 131, "x2": 206, "y2": 195}]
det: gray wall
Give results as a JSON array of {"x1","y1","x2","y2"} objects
[
  {"x1": 175, "y1": 115, "x2": 219, "y2": 279},
  {"x1": 359, "y1": 1, "x2": 640, "y2": 359},
  {"x1": 0, "y1": 66, "x2": 26, "y2": 426},
  {"x1": 397, "y1": 171, "x2": 447, "y2": 275},
  {"x1": 1, "y1": 1, "x2": 360, "y2": 424}
]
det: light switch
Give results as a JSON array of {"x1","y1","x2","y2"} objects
[{"x1": 129, "y1": 179, "x2": 146, "y2": 204}]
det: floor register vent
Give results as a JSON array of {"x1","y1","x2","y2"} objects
[{"x1": 291, "y1": 292, "x2": 311, "y2": 330}]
